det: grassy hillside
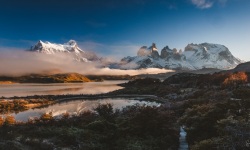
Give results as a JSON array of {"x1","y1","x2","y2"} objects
[{"x1": 0, "y1": 73, "x2": 91, "y2": 83}]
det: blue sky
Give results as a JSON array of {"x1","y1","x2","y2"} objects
[{"x1": 0, "y1": 0, "x2": 250, "y2": 60}]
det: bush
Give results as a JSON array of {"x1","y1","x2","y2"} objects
[
  {"x1": 0, "y1": 116, "x2": 4, "y2": 126},
  {"x1": 94, "y1": 103, "x2": 114, "y2": 121},
  {"x1": 4, "y1": 115, "x2": 15, "y2": 126},
  {"x1": 191, "y1": 139, "x2": 217, "y2": 150},
  {"x1": 223, "y1": 72, "x2": 248, "y2": 87},
  {"x1": 40, "y1": 112, "x2": 53, "y2": 122},
  {"x1": 0, "y1": 141, "x2": 26, "y2": 150}
]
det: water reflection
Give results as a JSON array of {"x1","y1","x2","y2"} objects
[
  {"x1": 12, "y1": 98, "x2": 160, "y2": 122},
  {"x1": 0, "y1": 80, "x2": 126, "y2": 97}
]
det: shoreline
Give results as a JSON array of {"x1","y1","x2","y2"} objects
[
  {"x1": 0, "y1": 81, "x2": 15, "y2": 84},
  {"x1": 0, "y1": 93, "x2": 166, "y2": 115}
]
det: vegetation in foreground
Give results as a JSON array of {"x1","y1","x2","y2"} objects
[
  {"x1": 114, "y1": 71, "x2": 250, "y2": 149},
  {"x1": 0, "y1": 104, "x2": 179, "y2": 150},
  {"x1": 1, "y1": 71, "x2": 250, "y2": 149}
]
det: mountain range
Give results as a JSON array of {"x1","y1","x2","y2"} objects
[
  {"x1": 119, "y1": 43, "x2": 242, "y2": 70},
  {"x1": 29, "y1": 40, "x2": 243, "y2": 71}
]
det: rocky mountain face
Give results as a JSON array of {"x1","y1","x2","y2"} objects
[
  {"x1": 228, "y1": 61, "x2": 250, "y2": 72},
  {"x1": 120, "y1": 43, "x2": 242, "y2": 70},
  {"x1": 30, "y1": 40, "x2": 99, "y2": 62}
]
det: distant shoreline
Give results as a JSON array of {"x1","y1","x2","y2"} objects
[
  {"x1": 0, "y1": 81, "x2": 15, "y2": 84},
  {"x1": 2, "y1": 93, "x2": 164, "y2": 103}
]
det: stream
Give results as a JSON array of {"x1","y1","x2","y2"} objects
[{"x1": 179, "y1": 127, "x2": 188, "y2": 150}]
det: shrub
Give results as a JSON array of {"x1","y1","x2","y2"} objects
[
  {"x1": 0, "y1": 116, "x2": 4, "y2": 126},
  {"x1": 4, "y1": 115, "x2": 16, "y2": 126},
  {"x1": 94, "y1": 103, "x2": 114, "y2": 121},
  {"x1": 40, "y1": 112, "x2": 53, "y2": 122},
  {"x1": 191, "y1": 138, "x2": 217, "y2": 150},
  {"x1": 223, "y1": 72, "x2": 248, "y2": 87}
]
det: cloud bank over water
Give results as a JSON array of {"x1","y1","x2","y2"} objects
[{"x1": 0, "y1": 50, "x2": 173, "y2": 76}]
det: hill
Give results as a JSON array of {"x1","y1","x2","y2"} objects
[{"x1": 0, "y1": 73, "x2": 91, "y2": 83}]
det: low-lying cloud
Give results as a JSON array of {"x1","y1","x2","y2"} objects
[{"x1": 0, "y1": 50, "x2": 173, "y2": 76}]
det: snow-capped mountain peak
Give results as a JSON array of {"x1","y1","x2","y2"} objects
[
  {"x1": 30, "y1": 40, "x2": 99, "y2": 62},
  {"x1": 120, "y1": 43, "x2": 243, "y2": 70},
  {"x1": 67, "y1": 40, "x2": 77, "y2": 46},
  {"x1": 183, "y1": 43, "x2": 241, "y2": 69},
  {"x1": 31, "y1": 40, "x2": 84, "y2": 54}
]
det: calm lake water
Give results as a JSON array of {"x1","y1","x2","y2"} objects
[
  {"x1": 12, "y1": 98, "x2": 160, "y2": 122},
  {"x1": 0, "y1": 80, "x2": 126, "y2": 97},
  {"x1": 0, "y1": 80, "x2": 160, "y2": 122}
]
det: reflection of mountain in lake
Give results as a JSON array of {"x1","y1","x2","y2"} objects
[
  {"x1": 12, "y1": 99, "x2": 160, "y2": 122},
  {"x1": 32, "y1": 87, "x2": 83, "y2": 95},
  {"x1": 0, "y1": 81, "x2": 126, "y2": 97}
]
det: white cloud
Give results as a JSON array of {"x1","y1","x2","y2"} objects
[
  {"x1": 0, "y1": 49, "x2": 173, "y2": 76},
  {"x1": 0, "y1": 39, "x2": 173, "y2": 76},
  {"x1": 191, "y1": 0, "x2": 228, "y2": 9},
  {"x1": 191, "y1": 0, "x2": 214, "y2": 9}
]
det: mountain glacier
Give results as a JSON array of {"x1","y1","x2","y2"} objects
[
  {"x1": 120, "y1": 43, "x2": 242, "y2": 70},
  {"x1": 30, "y1": 40, "x2": 98, "y2": 62}
]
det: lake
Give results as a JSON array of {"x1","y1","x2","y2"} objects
[
  {"x1": 12, "y1": 98, "x2": 160, "y2": 122},
  {"x1": 0, "y1": 80, "x2": 126, "y2": 97},
  {"x1": 0, "y1": 80, "x2": 160, "y2": 122}
]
